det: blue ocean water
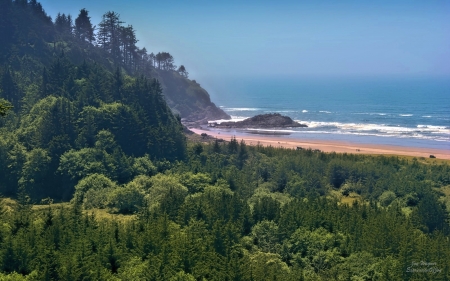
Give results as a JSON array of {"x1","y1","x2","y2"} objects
[{"x1": 207, "y1": 76, "x2": 450, "y2": 150}]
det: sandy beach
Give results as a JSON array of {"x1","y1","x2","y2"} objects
[{"x1": 189, "y1": 128, "x2": 450, "y2": 160}]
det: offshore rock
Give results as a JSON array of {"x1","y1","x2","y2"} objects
[{"x1": 212, "y1": 113, "x2": 307, "y2": 128}]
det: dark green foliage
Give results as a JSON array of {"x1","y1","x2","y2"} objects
[
  {"x1": 0, "y1": 68, "x2": 21, "y2": 111},
  {"x1": 98, "y1": 11, "x2": 123, "y2": 64},
  {"x1": 411, "y1": 192, "x2": 449, "y2": 233},
  {"x1": 54, "y1": 13, "x2": 72, "y2": 35},
  {"x1": 74, "y1": 8, "x2": 94, "y2": 43},
  {"x1": 252, "y1": 196, "x2": 280, "y2": 223},
  {"x1": 228, "y1": 136, "x2": 239, "y2": 154}
]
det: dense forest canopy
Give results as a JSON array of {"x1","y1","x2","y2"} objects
[
  {"x1": 0, "y1": 0, "x2": 449, "y2": 280},
  {"x1": 1, "y1": 140, "x2": 450, "y2": 280}
]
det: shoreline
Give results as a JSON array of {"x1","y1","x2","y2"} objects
[{"x1": 189, "y1": 128, "x2": 450, "y2": 160}]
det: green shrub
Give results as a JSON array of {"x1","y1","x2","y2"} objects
[
  {"x1": 379, "y1": 191, "x2": 396, "y2": 207},
  {"x1": 108, "y1": 186, "x2": 144, "y2": 214},
  {"x1": 73, "y1": 173, "x2": 117, "y2": 205}
]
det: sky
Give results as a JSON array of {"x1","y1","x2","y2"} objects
[{"x1": 39, "y1": 0, "x2": 450, "y2": 80}]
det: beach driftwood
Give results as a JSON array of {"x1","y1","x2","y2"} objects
[{"x1": 211, "y1": 113, "x2": 307, "y2": 128}]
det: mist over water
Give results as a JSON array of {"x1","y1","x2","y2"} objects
[{"x1": 208, "y1": 76, "x2": 450, "y2": 150}]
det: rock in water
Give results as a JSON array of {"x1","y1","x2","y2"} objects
[{"x1": 214, "y1": 113, "x2": 307, "y2": 128}]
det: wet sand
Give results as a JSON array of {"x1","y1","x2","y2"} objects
[{"x1": 190, "y1": 128, "x2": 450, "y2": 160}]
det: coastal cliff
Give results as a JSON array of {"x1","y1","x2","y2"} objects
[{"x1": 157, "y1": 71, "x2": 230, "y2": 124}]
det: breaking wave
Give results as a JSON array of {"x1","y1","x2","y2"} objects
[
  {"x1": 223, "y1": 107, "x2": 261, "y2": 111},
  {"x1": 291, "y1": 120, "x2": 450, "y2": 142}
]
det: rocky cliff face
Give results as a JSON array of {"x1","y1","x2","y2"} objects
[
  {"x1": 213, "y1": 113, "x2": 307, "y2": 128},
  {"x1": 157, "y1": 71, "x2": 230, "y2": 124}
]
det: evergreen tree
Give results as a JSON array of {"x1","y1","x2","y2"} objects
[
  {"x1": 54, "y1": 13, "x2": 73, "y2": 35},
  {"x1": 75, "y1": 8, "x2": 95, "y2": 43},
  {"x1": 0, "y1": 68, "x2": 21, "y2": 111},
  {"x1": 177, "y1": 65, "x2": 189, "y2": 78},
  {"x1": 98, "y1": 11, "x2": 123, "y2": 63}
]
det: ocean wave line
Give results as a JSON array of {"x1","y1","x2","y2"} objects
[
  {"x1": 294, "y1": 130, "x2": 449, "y2": 142},
  {"x1": 223, "y1": 107, "x2": 261, "y2": 111},
  {"x1": 293, "y1": 121, "x2": 450, "y2": 135}
]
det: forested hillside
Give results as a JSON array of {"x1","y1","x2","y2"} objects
[
  {"x1": 0, "y1": 1, "x2": 449, "y2": 280},
  {"x1": 0, "y1": 0, "x2": 188, "y2": 200},
  {"x1": 0, "y1": 0, "x2": 229, "y2": 123}
]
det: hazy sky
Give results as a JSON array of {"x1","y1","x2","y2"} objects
[{"x1": 39, "y1": 0, "x2": 449, "y2": 80}]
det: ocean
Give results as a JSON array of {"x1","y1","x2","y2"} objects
[{"x1": 206, "y1": 76, "x2": 450, "y2": 150}]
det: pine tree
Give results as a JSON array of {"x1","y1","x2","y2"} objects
[
  {"x1": 98, "y1": 11, "x2": 123, "y2": 63},
  {"x1": 75, "y1": 8, "x2": 95, "y2": 43},
  {"x1": 1, "y1": 68, "x2": 20, "y2": 111}
]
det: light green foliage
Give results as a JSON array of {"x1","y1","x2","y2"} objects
[
  {"x1": 0, "y1": 99, "x2": 13, "y2": 117},
  {"x1": 248, "y1": 187, "x2": 292, "y2": 209},
  {"x1": 117, "y1": 257, "x2": 148, "y2": 280},
  {"x1": 251, "y1": 220, "x2": 281, "y2": 253},
  {"x1": 145, "y1": 173, "x2": 188, "y2": 210},
  {"x1": 95, "y1": 129, "x2": 118, "y2": 153},
  {"x1": 17, "y1": 96, "x2": 75, "y2": 148},
  {"x1": 74, "y1": 173, "x2": 117, "y2": 194},
  {"x1": 59, "y1": 130, "x2": 132, "y2": 184},
  {"x1": 169, "y1": 271, "x2": 196, "y2": 281},
  {"x1": 75, "y1": 173, "x2": 117, "y2": 193},
  {"x1": 19, "y1": 148, "x2": 51, "y2": 193},
  {"x1": 333, "y1": 252, "x2": 382, "y2": 281},
  {"x1": 286, "y1": 227, "x2": 345, "y2": 273},
  {"x1": 285, "y1": 174, "x2": 307, "y2": 198},
  {"x1": 249, "y1": 252, "x2": 290, "y2": 281},
  {"x1": 202, "y1": 184, "x2": 234, "y2": 200},
  {"x1": 403, "y1": 192, "x2": 419, "y2": 207},
  {"x1": 108, "y1": 185, "x2": 145, "y2": 214},
  {"x1": 126, "y1": 175, "x2": 153, "y2": 190},
  {"x1": 83, "y1": 187, "x2": 113, "y2": 209},
  {"x1": 379, "y1": 191, "x2": 397, "y2": 207},
  {"x1": 179, "y1": 182, "x2": 237, "y2": 227},
  {"x1": 59, "y1": 148, "x2": 109, "y2": 181},
  {"x1": 0, "y1": 271, "x2": 39, "y2": 280},
  {"x1": 76, "y1": 99, "x2": 185, "y2": 160},
  {"x1": 73, "y1": 173, "x2": 117, "y2": 206},
  {"x1": 179, "y1": 172, "x2": 211, "y2": 193},
  {"x1": 340, "y1": 180, "x2": 364, "y2": 197},
  {"x1": 132, "y1": 154, "x2": 157, "y2": 177}
]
